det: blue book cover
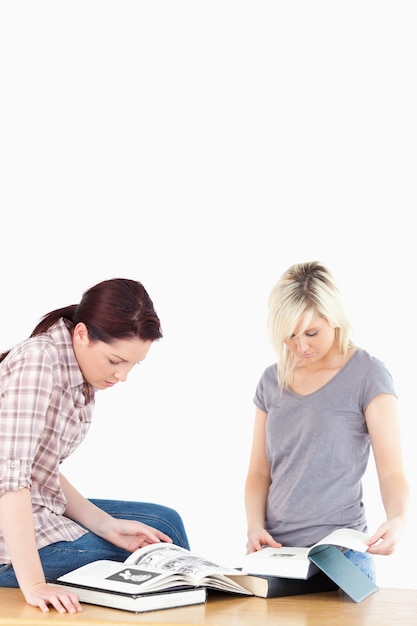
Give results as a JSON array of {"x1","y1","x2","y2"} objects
[{"x1": 308, "y1": 544, "x2": 378, "y2": 603}]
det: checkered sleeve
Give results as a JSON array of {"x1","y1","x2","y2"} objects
[{"x1": 0, "y1": 345, "x2": 55, "y2": 494}]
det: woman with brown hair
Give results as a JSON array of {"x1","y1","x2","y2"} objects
[{"x1": 0, "y1": 278, "x2": 189, "y2": 613}]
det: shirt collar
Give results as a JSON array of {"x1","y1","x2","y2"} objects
[{"x1": 48, "y1": 318, "x2": 95, "y2": 403}]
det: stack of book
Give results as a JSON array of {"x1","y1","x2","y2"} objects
[{"x1": 49, "y1": 528, "x2": 378, "y2": 612}]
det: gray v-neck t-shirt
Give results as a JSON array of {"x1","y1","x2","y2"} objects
[{"x1": 254, "y1": 349, "x2": 396, "y2": 547}]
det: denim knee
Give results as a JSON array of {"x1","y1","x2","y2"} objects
[
  {"x1": 88, "y1": 499, "x2": 190, "y2": 549},
  {"x1": 344, "y1": 549, "x2": 376, "y2": 583},
  {"x1": 0, "y1": 563, "x2": 18, "y2": 588}
]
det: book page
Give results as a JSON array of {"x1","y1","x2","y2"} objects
[
  {"x1": 240, "y1": 546, "x2": 318, "y2": 579},
  {"x1": 125, "y1": 544, "x2": 246, "y2": 584},
  {"x1": 311, "y1": 528, "x2": 370, "y2": 554},
  {"x1": 240, "y1": 528, "x2": 370, "y2": 579},
  {"x1": 56, "y1": 559, "x2": 189, "y2": 594}
]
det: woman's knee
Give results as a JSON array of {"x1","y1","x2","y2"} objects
[{"x1": 88, "y1": 499, "x2": 190, "y2": 549}]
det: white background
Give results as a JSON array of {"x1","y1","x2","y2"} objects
[{"x1": 1, "y1": 1, "x2": 415, "y2": 589}]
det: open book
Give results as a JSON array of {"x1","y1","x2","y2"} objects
[
  {"x1": 52, "y1": 530, "x2": 378, "y2": 608},
  {"x1": 51, "y1": 542, "x2": 254, "y2": 611},
  {"x1": 241, "y1": 528, "x2": 370, "y2": 579},
  {"x1": 241, "y1": 527, "x2": 378, "y2": 603}
]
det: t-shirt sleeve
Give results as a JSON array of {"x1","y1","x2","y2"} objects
[
  {"x1": 253, "y1": 364, "x2": 277, "y2": 413},
  {"x1": 359, "y1": 356, "x2": 397, "y2": 413}
]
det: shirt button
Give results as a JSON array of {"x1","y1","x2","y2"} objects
[{"x1": 10, "y1": 462, "x2": 17, "y2": 468}]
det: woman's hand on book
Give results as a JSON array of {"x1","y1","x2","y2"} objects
[
  {"x1": 366, "y1": 516, "x2": 407, "y2": 556},
  {"x1": 246, "y1": 528, "x2": 282, "y2": 554},
  {"x1": 24, "y1": 582, "x2": 83, "y2": 613},
  {"x1": 99, "y1": 517, "x2": 173, "y2": 553}
]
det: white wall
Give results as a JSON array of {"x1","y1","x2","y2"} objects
[{"x1": 1, "y1": 1, "x2": 415, "y2": 589}]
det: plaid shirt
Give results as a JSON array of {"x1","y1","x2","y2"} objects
[{"x1": 0, "y1": 318, "x2": 95, "y2": 562}]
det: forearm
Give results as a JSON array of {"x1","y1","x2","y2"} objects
[
  {"x1": 60, "y1": 474, "x2": 171, "y2": 551},
  {"x1": 245, "y1": 473, "x2": 269, "y2": 530},
  {"x1": 379, "y1": 472, "x2": 410, "y2": 523},
  {"x1": 0, "y1": 488, "x2": 45, "y2": 591},
  {"x1": 59, "y1": 473, "x2": 112, "y2": 536}
]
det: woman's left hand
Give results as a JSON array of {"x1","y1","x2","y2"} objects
[
  {"x1": 102, "y1": 518, "x2": 173, "y2": 552},
  {"x1": 366, "y1": 517, "x2": 406, "y2": 555}
]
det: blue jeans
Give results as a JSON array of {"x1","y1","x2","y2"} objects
[
  {"x1": 0, "y1": 499, "x2": 189, "y2": 588},
  {"x1": 344, "y1": 549, "x2": 376, "y2": 582}
]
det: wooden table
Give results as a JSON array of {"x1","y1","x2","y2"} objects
[{"x1": 1, "y1": 588, "x2": 416, "y2": 626}]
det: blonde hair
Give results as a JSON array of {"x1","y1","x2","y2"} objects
[{"x1": 268, "y1": 261, "x2": 353, "y2": 393}]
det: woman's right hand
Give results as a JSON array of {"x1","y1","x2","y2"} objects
[
  {"x1": 23, "y1": 582, "x2": 83, "y2": 613},
  {"x1": 246, "y1": 528, "x2": 282, "y2": 553}
]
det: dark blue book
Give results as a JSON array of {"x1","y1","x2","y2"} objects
[{"x1": 233, "y1": 571, "x2": 338, "y2": 598}]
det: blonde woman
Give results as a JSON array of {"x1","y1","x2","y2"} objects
[{"x1": 244, "y1": 261, "x2": 409, "y2": 582}]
